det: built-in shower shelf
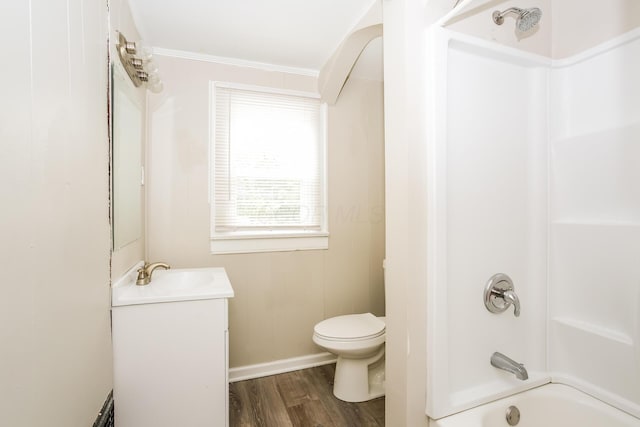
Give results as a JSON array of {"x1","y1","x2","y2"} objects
[
  {"x1": 552, "y1": 317, "x2": 634, "y2": 346},
  {"x1": 552, "y1": 120, "x2": 640, "y2": 148},
  {"x1": 551, "y1": 220, "x2": 640, "y2": 228}
]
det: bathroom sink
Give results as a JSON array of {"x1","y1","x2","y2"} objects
[{"x1": 112, "y1": 266, "x2": 234, "y2": 306}]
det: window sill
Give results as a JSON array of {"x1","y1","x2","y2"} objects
[{"x1": 210, "y1": 232, "x2": 329, "y2": 254}]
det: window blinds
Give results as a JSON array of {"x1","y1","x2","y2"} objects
[{"x1": 213, "y1": 85, "x2": 324, "y2": 233}]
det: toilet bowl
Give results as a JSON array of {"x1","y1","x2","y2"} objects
[{"x1": 313, "y1": 313, "x2": 385, "y2": 402}]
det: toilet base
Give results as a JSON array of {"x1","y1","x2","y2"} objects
[{"x1": 333, "y1": 346, "x2": 385, "y2": 402}]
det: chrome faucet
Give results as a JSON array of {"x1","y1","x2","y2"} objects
[
  {"x1": 491, "y1": 352, "x2": 528, "y2": 380},
  {"x1": 136, "y1": 262, "x2": 170, "y2": 286}
]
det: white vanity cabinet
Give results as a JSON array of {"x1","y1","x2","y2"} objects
[{"x1": 111, "y1": 266, "x2": 234, "y2": 427}]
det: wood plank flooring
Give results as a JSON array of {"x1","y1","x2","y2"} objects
[{"x1": 229, "y1": 364, "x2": 385, "y2": 427}]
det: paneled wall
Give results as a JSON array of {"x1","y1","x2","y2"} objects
[
  {"x1": 552, "y1": 0, "x2": 640, "y2": 58},
  {"x1": 0, "y1": 0, "x2": 112, "y2": 425},
  {"x1": 145, "y1": 55, "x2": 385, "y2": 368}
]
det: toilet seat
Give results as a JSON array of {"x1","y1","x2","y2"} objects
[{"x1": 314, "y1": 313, "x2": 385, "y2": 342}]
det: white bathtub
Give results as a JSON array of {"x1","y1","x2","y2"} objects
[{"x1": 430, "y1": 384, "x2": 640, "y2": 427}]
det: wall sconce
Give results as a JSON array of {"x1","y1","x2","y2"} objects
[{"x1": 116, "y1": 32, "x2": 163, "y2": 93}]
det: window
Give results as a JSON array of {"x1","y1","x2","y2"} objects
[{"x1": 210, "y1": 82, "x2": 328, "y2": 254}]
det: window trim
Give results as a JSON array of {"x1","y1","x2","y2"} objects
[{"x1": 209, "y1": 81, "x2": 329, "y2": 254}]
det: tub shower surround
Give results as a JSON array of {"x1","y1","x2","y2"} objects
[{"x1": 425, "y1": 8, "x2": 640, "y2": 423}]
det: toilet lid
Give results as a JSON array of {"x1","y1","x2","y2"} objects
[{"x1": 314, "y1": 313, "x2": 385, "y2": 340}]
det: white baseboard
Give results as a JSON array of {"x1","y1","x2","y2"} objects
[{"x1": 229, "y1": 352, "x2": 337, "y2": 383}]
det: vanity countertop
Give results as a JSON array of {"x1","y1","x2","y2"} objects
[{"x1": 112, "y1": 265, "x2": 234, "y2": 307}]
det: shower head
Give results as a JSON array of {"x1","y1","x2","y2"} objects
[{"x1": 492, "y1": 7, "x2": 542, "y2": 32}]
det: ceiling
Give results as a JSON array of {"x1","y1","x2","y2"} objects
[{"x1": 127, "y1": 0, "x2": 382, "y2": 77}]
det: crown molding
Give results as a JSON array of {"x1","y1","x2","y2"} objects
[{"x1": 151, "y1": 47, "x2": 320, "y2": 77}]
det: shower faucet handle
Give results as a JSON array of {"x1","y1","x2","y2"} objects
[
  {"x1": 484, "y1": 273, "x2": 521, "y2": 317},
  {"x1": 502, "y1": 289, "x2": 520, "y2": 317}
]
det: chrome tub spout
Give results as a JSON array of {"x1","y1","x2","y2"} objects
[{"x1": 491, "y1": 352, "x2": 528, "y2": 380}]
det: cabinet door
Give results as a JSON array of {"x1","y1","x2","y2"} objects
[{"x1": 113, "y1": 298, "x2": 227, "y2": 427}]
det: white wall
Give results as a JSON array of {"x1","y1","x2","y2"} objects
[
  {"x1": 145, "y1": 54, "x2": 385, "y2": 368},
  {"x1": 0, "y1": 1, "x2": 112, "y2": 425},
  {"x1": 382, "y1": 0, "x2": 430, "y2": 425}
]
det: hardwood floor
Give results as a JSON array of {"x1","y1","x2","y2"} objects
[{"x1": 229, "y1": 364, "x2": 385, "y2": 427}]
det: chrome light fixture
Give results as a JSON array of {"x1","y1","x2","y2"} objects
[{"x1": 116, "y1": 32, "x2": 163, "y2": 93}]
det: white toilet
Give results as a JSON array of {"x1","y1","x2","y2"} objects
[{"x1": 313, "y1": 312, "x2": 386, "y2": 402}]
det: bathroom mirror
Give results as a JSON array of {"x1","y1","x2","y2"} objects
[{"x1": 111, "y1": 63, "x2": 143, "y2": 251}]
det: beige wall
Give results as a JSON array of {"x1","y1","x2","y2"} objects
[
  {"x1": 145, "y1": 55, "x2": 385, "y2": 368},
  {"x1": 0, "y1": 1, "x2": 112, "y2": 426},
  {"x1": 110, "y1": 0, "x2": 147, "y2": 280},
  {"x1": 444, "y1": 0, "x2": 640, "y2": 60},
  {"x1": 447, "y1": 0, "x2": 552, "y2": 58},
  {"x1": 552, "y1": 0, "x2": 640, "y2": 59}
]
